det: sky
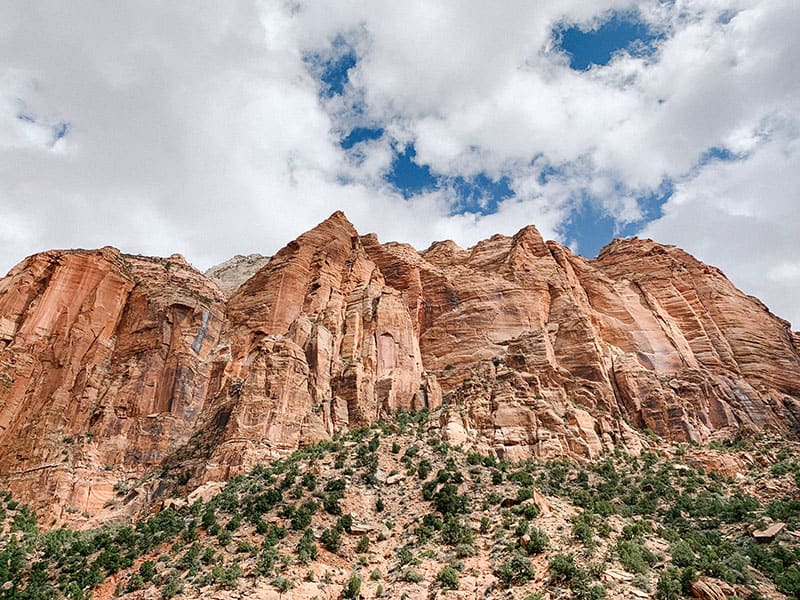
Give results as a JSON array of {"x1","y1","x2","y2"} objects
[{"x1": 0, "y1": 1, "x2": 798, "y2": 328}]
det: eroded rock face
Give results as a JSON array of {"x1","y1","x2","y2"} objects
[
  {"x1": 195, "y1": 212, "x2": 438, "y2": 479},
  {"x1": 0, "y1": 212, "x2": 798, "y2": 523},
  {"x1": 0, "y1": 248, "x2": 225, "y2": 524},
  {"x1": 361, "y1": 223, "x2": 800, "y2": 457}
]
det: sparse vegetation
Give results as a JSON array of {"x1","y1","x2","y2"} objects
[{"x1": 0, "y1": 413, "x2": 796, "y2": 599}]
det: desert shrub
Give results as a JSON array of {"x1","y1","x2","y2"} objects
[
  {"x1": 161, "y1": 574, "x2": 183, "y2": 599},
  {"x1": 515, "y1": 502, "x2": 539, "y2": 520},
  {"x1": 255, "y1": 546, "x2": 280, "y2": 577},
  {"x1": 320, "y1": 528, "x2": 342, "y2": 553},
  {"x1": 397, "y1": 546, "x2": 414, "y2": 567},
  {"x1": 323, "y1": 493, "x2": 342, "y2": 516},
  {"x1": 271, "y1": 576, "x2": 294, "y2": 594},
  {"x1": 433, "y1": 484, "x2": 468, "y2": 515},
  {"x1": 400, "y1": 569, "x2": 424, "y2": 583},
  {"x1": 342, "y1": 572, "x2": 361, "y2": 599},
  {"x1": 480, "y1": 517, "x2": 490, "y2": 534},
  {"x1": 525, "y1": 527, "x2": 549, "y2": 555},
  {"x1": 497, "y1": 553, "x2": 535, "y2": 588},
  {"x1": 417, "y1": 459, "x2": 432, "y2": 480},
  {"x1": 441, "y1": 515, "x2": 473, "y2": 547},
  {"x1": 301, "y1": 472, "x2": 316, "y2": 491},
  {"x1": 356, "y1": 535, "x2": 370, "y2": 554},
  {"x1": 656, "y1": 567, "x2": 682, "y2": 600},
  {"x1": 296, "y1": 528, "x2": 318, "y2": 564},
  {"x1": 670, "y1": 540, "x2": 695, "y2": 568},
  {"x1": 336, "y1": 513, "x2": 353, "y2": 533},
  {"x1": 616, "y1": 540, "x2": 656, "y2": 574},
  {"x1": 549, "y1": 553, "x2": 581, "y2": 583},
  {"x1": 436, "y1": 565, "x2": 459, "y2": 590}
]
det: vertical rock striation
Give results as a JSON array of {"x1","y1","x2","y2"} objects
[{"x1": 0, "y1": 212, "x2": 798, "y2": 523}]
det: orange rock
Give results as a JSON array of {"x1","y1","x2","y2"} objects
[{"x1": 1, "y1": 212, "x2": 799, "y2": 524}]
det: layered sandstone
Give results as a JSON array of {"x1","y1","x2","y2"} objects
[
  {"x1": 0, "y1": 248, "x2": 225, "y2": 523},
  {"x1": 0, "y1": 212, "x2": 798, "y2": 523},
  {"x1": 363, "y1": 228, "x2": 800, "y2": 458}
]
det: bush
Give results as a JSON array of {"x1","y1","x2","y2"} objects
[
  {"x1": 670, "y1": 540, "x2": 695, "y2": 568},
  {"x1": 400, "y1": 569, "x2": 424, "y2": 583},
  {"x1": 549, "y1": 553, "x2": 580, "y2": 583},
  {"x1": 320, "y1": 528, "x2": 342, "y2": 553},
  {"x1": 434, "y1": 484, "x2": 468, "y2": 515},
  {"x1": 161, "y1": 575, "x2": 183, "y2": 599},
  {"x1": 342, "y1": 572, "x2": 361, "y2": 599},
  {"x1": 437, "y1": 565, "x2": 459, "y2": 590},
  {"x1": 616, "y1": 540, "x2": 656, "y2": 574},
  {"x1": 656, "y1": 567, "x2": 682, "y2": 600},
  {"x1": 337, "y1": 513, "x2": 354, "y2": 533},
  {"x1": 572, "y1": 513, "x2": 596, "y2": 547},
  {"x1": 497, "y1": 553, "x2": 535, "y2": 588},
  {"x1": 255, "y1": 546, "x2": 280, "y2": 577},
  {"x1": 417, "y1": 459, "x2": 432, "y2": 480},
  {"x1": 480, "y1": 516, "x2": 490, "y2": 534},
  {"x1": 296, "y1": 529, "x2": 318, "y2": 564},
  {"x1": 441, "y1": 515, "x2": 473, "y2": 547},
  {"x1": 524, "y1": 527, "x2": 549, "y2": 555},
  {"x1": 272, "y1": 576, "x2": 294, "y2": 594},
  {"x1": 397, "y1": 546, "x2": 414, "y2": 567},
  {"x1": 324, "y1": 493, "x2": 342, "y2": 516}
]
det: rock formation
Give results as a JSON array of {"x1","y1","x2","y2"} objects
[
  {"x1": 0, "y1": 211, "x2": 798, "y2": 524},
  {"x1": 204, "y1": 253, "x2": 270, "y2": 297}
]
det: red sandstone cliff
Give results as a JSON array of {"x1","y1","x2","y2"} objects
[{"x1": 0, "y1": 212, "x2": 798, "y2": 524}]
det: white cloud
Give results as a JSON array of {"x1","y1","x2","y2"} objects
[
  {"x1": 641, "y1": 130, "x2": 800, "y2": 327},
  {"x1": 0, "y1": 0, "x2": 797, "y2": 327}
]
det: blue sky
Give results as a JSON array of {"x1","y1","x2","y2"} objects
[
  {"x1": 313, "y1": 11, "x2": 674, "y2": 257},
  {"x1": 1, "y1": 1, "x2": 798, "y2": 326}
]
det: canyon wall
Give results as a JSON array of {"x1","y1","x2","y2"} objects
[{"x1": 0, "y1": 212, "x2": 797, "y2": 524}]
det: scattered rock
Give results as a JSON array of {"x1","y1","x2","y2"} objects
[
  {"x1": 690, "y1": 576, "x2": 740, "y2": 600},
  {"x1": 752, "y1": 522, "x2": 785, "y2": 542}
]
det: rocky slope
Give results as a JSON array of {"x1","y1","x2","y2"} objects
[
  {"x1": 1, "y1": 417, "x2": 798, "y2": 600},
  {"x1": 0, "y1": 212, "x2": 798, "y2": 525}
]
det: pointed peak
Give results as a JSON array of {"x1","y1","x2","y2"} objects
[
  {"x1": 325, "y1": 210, "x2": 354, "y2": 226},
  {"x1": 511, "y1": 223, "x2": 547, "y2": 257},
  {"x1": 308, "y1": 210, "x2": 358, "y2": 237}
]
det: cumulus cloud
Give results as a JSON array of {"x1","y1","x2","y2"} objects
[{"x1": 0, "y1": 0, "x2": 797, "y2": 326}]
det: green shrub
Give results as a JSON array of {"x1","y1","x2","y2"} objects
[
  {"x1": 271, "y1": 576, "x2": 294, "y2": 594},
  {"x1": 480, "y1": 516, "x2": 490, "y2": 534},
  {"x1": 161, "y1": 575, "x2": 183, "y2": 599},
  {"x1": 497, "y1": 553, "x2": 535, "y2": 588},
  {"x1": 616, "y1": 540, "x2": 656, "y2": 574},
  {"x1": 433, "y1": 484, "x2": 468, "y2": 515},
  {"x1": 397, "y1": 546, "x2": 414, "y2": 567},
  {"x1": 656, "y1": 567, "x2": 682, "y2": 600},
  {"x1": 356, "y1": 535, "x2": 370, "y2": 554},
  {"x1": 571, "y1": 513, "x2": 596, "y2": 547},
  {"x1": 296, "y1": 528, "x2": 318, "y2": 564},
  {"x1": 436, "y1": 565, "x2": 459, "y2": 590},
  {"x1": 342, "y1": 572, "x2": 361, "y2": 599},
  {"x1": 336, "y1": 513, "x2": 354, "y2": 533},
  {"x1": 255, "y1": 546, "x2": 280, "y2": 577},
  {"x1": 400, "y1": 569, "x2": 424, "y2": 583},
  {"x1": 441, "y1": 515, "x2": 473, "y2": 547},
  {"x1": 524, "y1": 527, "x2": 549, "y2": 555},
  {"x1": 320, "y1": 528, "x2": 342, "y2": 553},
  {"x1": 417, "y1": 459, "x2": 432, "y2": 480},
  {"x1": 549, "y1": 553, "x2": 580, "y2": 583}
]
